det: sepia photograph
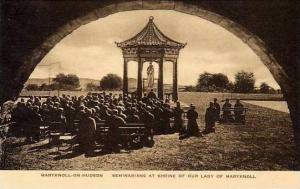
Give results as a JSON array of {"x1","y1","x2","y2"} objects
[{"x1": 0, "y1": 0, "x2": 299, "y2": 188}]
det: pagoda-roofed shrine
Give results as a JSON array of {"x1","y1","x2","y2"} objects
[{"x1": 116, "y1": 16, "x2": 186, "y2": 101}]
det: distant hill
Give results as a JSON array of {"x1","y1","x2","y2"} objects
[
  {"x1": 25, "y1": 78, "x2": 100, "y2": 90},
  {"x1": 25, "y1": 78, "x2": 53, "y2": 86},
  {"x1": 79, "y1": 78, "x2": 100, "y2": 90}
]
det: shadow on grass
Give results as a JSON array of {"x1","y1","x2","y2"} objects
[
  {"x1": 28, "y1": 142, "x2": 51, "y2": 151},
  {"x1": 7, "y1": 140, "x2": 28, "y2": 148},
  {"x1": 52, "y1": 145, "x2": 86, "y2": 160},
  {"x1": 53, "y1": 145, "x2": 134, "y2": 160}
]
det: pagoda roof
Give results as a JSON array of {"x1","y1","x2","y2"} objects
[{"x1": 116, "y1": 16, "x2": 186, "y2": 49}]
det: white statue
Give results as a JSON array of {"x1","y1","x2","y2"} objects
[{"x1": 147, "y1": 62, "x2": 154, "y2": 89}]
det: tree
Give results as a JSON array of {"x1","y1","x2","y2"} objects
[
  {"x1": 86, "y1": 82, "x2": 100, "y2": 91},
  {"x1": 212, "y1": 73, "x2": 230, "y2": 91},
  {"x1": 196, "y1": 72, "x2": 213, "y2": 92},
  {"x1": 196, "y1": 72, "x2": 230, "y2": 92},
  {"x1": 259, "y1": 82, "x2": 270, "y2": 93},
  {"x1": 25, "y1": 84, "x2": 39, "y2": 91},
  {"x1": 226, "y1": 81, "x2": 235, "y2": 91},
  {"x1": 52, "y1": 73, "x2": 80, "y2": 90},
  {"x1": 100, "y1": 74, "x2": 122, "y2": 90},
  {"x1": 234, "y1": 71, "x2": 255, "y2": 93}
]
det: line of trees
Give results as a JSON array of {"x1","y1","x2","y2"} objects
[
  {"x1": 185, "y1": 71, "x2": 280, "y2": 93},
  {"x1": 25, "y1": 73, "x2": 123, "y2": 91},
  {"x1": 26, "y1": 72, "x2": 279, "y2": 94}
]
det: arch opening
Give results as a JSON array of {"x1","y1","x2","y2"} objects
[{"x1": 7, "y1": 1, "x2": 299, "y2": 148}]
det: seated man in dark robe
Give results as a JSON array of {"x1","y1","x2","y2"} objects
[
  {"x1": 141, "y1": 93, "x2": 149, "y2": 103},
  {"x1": 117, "y1": 107, "x2": 127, "y2": 121},
  {"x1": 57, "y1": 108, "x2": 67, "y2": 133},
  {"x1": 126, "y1": 108, "x2": 140, "y2": 123},
  {"x1": 64, "y1": 103, "x2": 75, "y2": 133},
  {"x1": 39, "y1": 104, "x2": 49, "y2": 121},
  {"x1": 91, "y1": 108, "x2": 102, "y2": 123},
  {"x1": 29, "y1": 106, "x2": 42, "y2": 142},
  {"x1": 77, "y1": 109, "x2": 96, "y2": 154},
  {"x1": 106, "y1": 109, "x2": 126, "y2": 153},
  {"x1": 152, "y1": 103, "x2": 163, "y2": 134},
  {"x1": 203, "y1": 102, "x2": 216, "y2": 134},
  {"x1": 11, "y1": 102, "x2": 26, "y2": 135},
  {"x1": 24, "y1": 103, "x2": 34, "y2": 142},
  {"x1": 99, "y1": 105, "x2": 111, "y2": 121},
  {"x1": 161, "y1": 104, "x2": 173, "y2": 134},
  {"x1": 234, "y1": 99, "x2": 245, "y2": 123},
  {"x1": 222, "y1": 98, "x2": 233, "y2": 122},
  {"x1": 140, "y1": 106, "x2": 155, "y2": 143}
]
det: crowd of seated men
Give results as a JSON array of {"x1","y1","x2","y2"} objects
[
  {"x1": 9, "y1": 90, "x2": 246, "y2": 154},
  {"x1": 10, "y1": 91, "x2": 193, "y2": 153}
]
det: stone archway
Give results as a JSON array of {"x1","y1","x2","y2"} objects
[{"x1": 1, "y1": 1, "x2": 298, "y2": 149}]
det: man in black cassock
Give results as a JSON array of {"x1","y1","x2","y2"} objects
[
  {"x1": 147, "y1": 89, "x2": 157, "y2": 99},
  {"x1": 203, "y1": 102, "x2": 216, "y2": 134},
  {"x1": 173, "y1": 101, "x2": 184, "y2": 134},
  {"x1": 186, "y1": 104, "x2": 200, "y2": 137},
  {"x1": 234, "y1": 99, "x2": 245, "y2": 123},
  {"x1": 213, "y1": 98, "x2": 221, "y2": 122}
]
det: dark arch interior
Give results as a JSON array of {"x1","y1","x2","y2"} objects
[{"x1": 1, "y1": 0, "x2": 299, "y2": 148}]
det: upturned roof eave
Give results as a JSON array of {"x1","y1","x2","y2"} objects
[{"x1": 115, "y1": 42, "x2": 186, "y2": 49}]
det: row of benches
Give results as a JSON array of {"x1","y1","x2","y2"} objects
[{"x1": 45, "y1": 121, "x2": 147, "y2": 150}]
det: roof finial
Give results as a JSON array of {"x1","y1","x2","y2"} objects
[{"x1": 149, "y1": 16, "x2": 154, "y2": 21}]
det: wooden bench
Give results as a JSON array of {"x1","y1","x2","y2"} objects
[
  {"x1": 74, "y1": 121, "x2": 146, "y2": 146},
  {"x1": 58, "y1": 120, "x2": 147, "y2": 149},
  {"x1": 220, "y1": 107, "x2": 248, "y2": 124},
  {"x1": 48, "y1": 121, "x2": 76, "y2": 150},
  {"x1": 39, "y1": 125, "x2": 49, "y2": 139},
  {"x1": 94, "y1": 122, "x2": 146, "y2": 145}
]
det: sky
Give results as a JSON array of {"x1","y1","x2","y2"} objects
[{"x1": 30, "y1": 10, "x2": 280, "y2": 89}]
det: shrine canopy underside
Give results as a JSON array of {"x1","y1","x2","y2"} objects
[{"x1": 116, "y1": 16, "x2": 186, "y2": 63}]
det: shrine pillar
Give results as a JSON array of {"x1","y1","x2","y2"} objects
[
  {"x1": 172, "y1": 59, "x2": 178, "y2": 102},
  {"x1": 123, "y1": 58, "x2": 128, "y2": 94},
  {"x1": 137, "y1": 57, "x2": 143, "y2": 99},
  {"x1": 158, "y1": 58, "x2": 164, "y2": 100}
]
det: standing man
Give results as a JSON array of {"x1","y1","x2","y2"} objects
[
  {"x1": 173, "y1": 101, "x2": 184, "y2": 133},
  {"x1": 213, "y1": 98, "x2": 221, "y2": 122},
  {"x1": 147, "y1": 89, "x2": 157, "y2": 99},
  {"x1": 203, "y1": 102, "x2": 216, "y2": 134},
  {"x1": 234, "y1": 99, "x2": 244, "y2": 123},
  {"x1": 222, "y1": 98, "x2": 232, "y2": 123},
  {"x1": 186, "y1": 104, "x2": 200, "y2": 137}
]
